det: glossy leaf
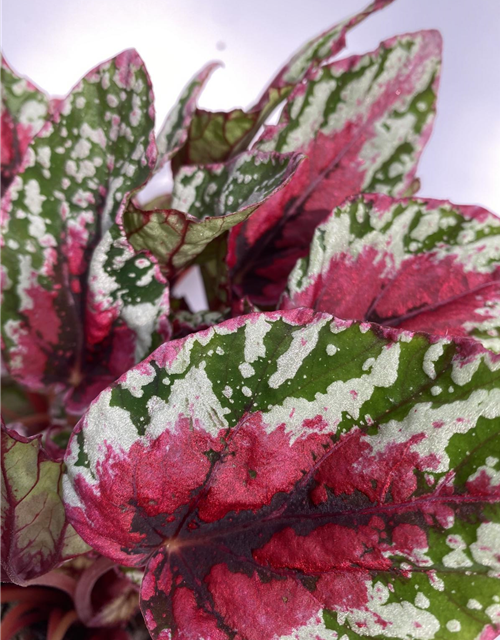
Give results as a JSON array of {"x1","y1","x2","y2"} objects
[
  {"x1": 228, "y1": 30, "x2": 442, "y2": 305},
  {"x1": 122, "y1": 150, "x2": 303, "y2": 275},
  {"x1": 171, "y1": 0, "x2": 395, "y2": 169},
  {"x1": 1, "y1": 58, "x2": 53, "y2": 189},
  {"x1": 155, "y1": 62, "x2": 220, "y2": 171},
  {"x1": 283, "y1": 195, "x2": 500, "y2": 351},
  {"x1": 1, "y1": 49, "x2": 157, "y2": 395},
  {"x1": 64, "y1": 309, "x2": 500, "y2": 640},
  {"x1": 1, "y1": 426, "x2": 90, "y2": 585}
]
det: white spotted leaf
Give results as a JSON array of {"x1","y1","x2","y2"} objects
[
  {"x1": 228, "y1": 30, "x2": 442, "y2": 306},
  {"x1": 64, "y1": 310, "x2": 500, "y2": 640},
  {"x1": 283, "y1": 194, "x2": 500, "y2": 352},
  {"x1": 1, "y1": 49, "x2": 169, "y2": 406},
  {"x1": 1, "y1": 57, "x2": 55, "y2": 189}
]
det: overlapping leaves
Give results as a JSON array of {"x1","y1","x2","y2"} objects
[
  {"x1": 283, "y1": 194, "x2": 500, "y2": 351},
  {"x1": 122, "y1": 150, "x2": 303, "y2": 275},
  {"x1": 170, "y1": 0, "x2": 396, "y2": 169},
  {"x1": 2, "y1": 2, "x2": 500, "y2": 639},
  {"x1": 64, "y1": 310, "x2": 500, "y2": 640},
  {"x1": 228, "y1": 30, "x2": 442, "y2": 305}
]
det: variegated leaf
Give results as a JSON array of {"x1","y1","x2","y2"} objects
[
  {"x1": 1, "y1": 425, "x2": 90, "y2": 585},
  {"x1": 171, "y1": 0, "x2": 395, "y2": 169},
  {"x1": 64, "y1": 310, "x2": 500, "y2": 640},
  {"x1": 1, "y1": 49, "x2": 156, "y2": 394},
  {"x1": 1, "y1": 57, "x2": 54, "y2": 189},
  {"x1": 122, "y1": 150, "x2": 303, "y2": 275},
  {"x1": 66, "y1": 222, "x2": 170, "y2": 414},
  {"x1": 283, "y1": 195, "x2": 500, "y2": 351},
  {"x1": 228, "y1": 30, "x2": 442, "y2": 306},
  {"x1": 155, "y1": 62, "x2": 220, "y2": 171}
]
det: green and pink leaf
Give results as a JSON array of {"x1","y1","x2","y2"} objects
[
  {"x1": 171, "y1": 0, "x2": 396, "y2": 169},
  {"x1": 283, "y1": 194, "x2": 500, "y2": 351},
  {"x1": 64, "y1": 310, "x2": 500, "y2": 639},
  {"x1": 1, "y1": 58, "x2": 54, "y2": 189},
  {"x1": 122, "y1": 150, "x2": 304, "y2": 275},
  {"x1": 228, "y1": 30, "x2": 442, "y2": 305},
  {"x1": 1, "y1": 49, "x2": 158, "y2": 401},
  {"x1": 66, "y1": 222, "x2": 170, "y2": 414}
]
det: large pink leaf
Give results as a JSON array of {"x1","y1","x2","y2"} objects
[
  {"x1": 228, "y1": 30, "x2": 442, "y2": 306},
  {"x1": 282, "y1": 194, "x2": 500, "y2": 351},
  {"x1": 64, "y1": 310, "x2": 500, "y2": 639}
]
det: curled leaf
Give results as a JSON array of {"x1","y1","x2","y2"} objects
[
  {"x1": 122, "y1": 150, "x2": 304, "y2": 275},
  {"x1": 64, "y1": 310, "x2": 500, "y2": 639},
  {"x1": 283, "y1": 194, "x2": 500, "y2": 351},
  {"x1": 155, "y1": 62, "x2": 220, "y2": 171}
]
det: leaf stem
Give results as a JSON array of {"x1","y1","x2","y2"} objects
[
  {"x1": 0, "y1": 601, "x2": 46, "y2": 640},
  {"x1": 48, "y1": 609, "x2": 78, "y2": 640}
]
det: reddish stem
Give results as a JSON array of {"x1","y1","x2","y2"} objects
[
  {"x1": 0, "y1": 601, "x2": 47, "y2": 640},
  {"x1": 48, "y1": 610, "x2": 78, "y2": 640},
  {"x1": 47, "y1": 608, "x2": 64, "y2": 638},
  {"x1": 26, "y1": 570, "x2": 78, "y2": 599}
]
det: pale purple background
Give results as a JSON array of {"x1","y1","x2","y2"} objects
[{"x1": 3, "y1": 0, "x2": 500, "y2": 307}]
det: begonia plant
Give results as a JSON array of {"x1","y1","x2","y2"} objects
[{"x1": 1, "y1": 1, "x2": 499, "y2": 639}]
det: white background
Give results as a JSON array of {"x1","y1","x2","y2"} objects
[{"x1": 3, "y1": 0, "x2": 500, "y2": 305}]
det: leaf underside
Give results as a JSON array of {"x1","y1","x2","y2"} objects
[
  {"x1": 122, "y1": 150, "x2": 304, "y2": 275},
  {"x1": 1, "y1": 426, "x2": 90, "y2": 585}
]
